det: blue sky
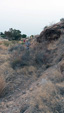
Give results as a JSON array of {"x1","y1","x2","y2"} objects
[{"x1": 0, "y1": 0, "x2": 64, "y2": 36}]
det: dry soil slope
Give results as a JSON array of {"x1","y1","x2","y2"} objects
[{"x1": 0, "y1": 21, "x2": 64, "y2": 113}]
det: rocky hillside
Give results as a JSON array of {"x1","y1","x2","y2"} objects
[{"x1": 0, "y1": 21, "x2": 64, "y2": 113}]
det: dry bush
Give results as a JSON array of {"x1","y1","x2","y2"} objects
[
  {"x1": 21, "y1": 66, "x2": 37, "y2": 79},
  {"x1": 11, "y1": 56, "x2": 21, "y2": 69},
  {"x1": 29, "y1": 81, "x2": 63, "y2": 112},
  {"x1": 11, "y1": 49, "x2": 33, "y2": 69},
  {"x1": 0, "y1": 76, "x2": 6, "y2": 96}
]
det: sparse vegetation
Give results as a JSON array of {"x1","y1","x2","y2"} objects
[
  {"x1": 0, "y1": 76, "x2": 6, "y2": 97},
  {"x1": 3, "y1": 41, "x2": 10, "y2": 47},
  {"x1": 0, "y1": 21, "x2": 64, "y2": 112}
]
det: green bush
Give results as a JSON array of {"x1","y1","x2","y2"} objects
[{"x1": 4, "y1": 28, "x2": 22, "y2": 40}]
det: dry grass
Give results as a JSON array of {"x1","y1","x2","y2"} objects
[
  {"x1": 41, "y1": 66, "x2": 64, "y2": 83},
  {"x1": 0, "y1": 35, "x2": 63, "y2": 112},
  {"x1": 22, "y1": 66, "x2": 36, "y2": 74},
  {"x1": 29, "y1": 81, "x2": 62, "y2": 112},
  {"x1": 0, "y1": 41, "x2": 3, "y2": 45},
  {"x1": 3, "y1": 41, "x2": 10, "y2": 47},
  {"x1": 0, "y1": 40, "x2": 10, "y2": 50},
  {"x1": 47, "y1": 42, "x2": 57, "y2": 50},
  {"x1": 0, "y1": 76, "x2": 6, "y2": 96},
  {"x1": 0, "y1": 44, "x2": 8, "y2": 50}
]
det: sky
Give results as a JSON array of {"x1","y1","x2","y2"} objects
[{"x1": 0, "y1": 0, "x2": 64, "y2": 36}]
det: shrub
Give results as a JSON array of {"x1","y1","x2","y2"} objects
[
  {"x1": 11, "y1": 58, "x2": 21, "y2": 69},
  {"x1": 35, "y1": 52, "x2": 48, "y2": 66},
  {"x1": 9, "y1": 44, "x2": 25, "y2": 52},
  {"x1": 11, "y1": 50, "x2": 33, "y2": 69}
]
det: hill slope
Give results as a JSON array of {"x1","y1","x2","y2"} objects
[{"x1": 0, "y1": 21, "x2": 64, "y2": 113}]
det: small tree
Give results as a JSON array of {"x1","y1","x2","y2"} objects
[
  {"x1": 0, "y1": 32, "x2": 5, "y2": 38},
  {"x1": 4, "y1": 28, "x2": 22, "y2": 40},
  {"x1": 21, "y1": 34, "x2": 27, "y2": 38}
]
